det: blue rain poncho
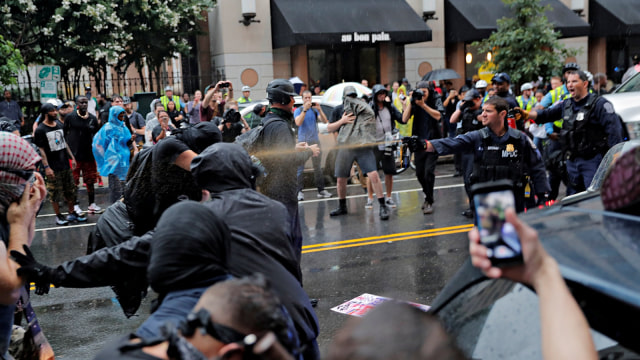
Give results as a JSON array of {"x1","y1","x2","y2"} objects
[{"x1": 92, "y1": 106, "x2": 131, "y2": 180}]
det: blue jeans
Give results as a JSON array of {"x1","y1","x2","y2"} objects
[
  {"x1": 0, "y1": 304, "x2": 15, "y2": 359},
  {"x1": 297, "y1": 141, "x2": 324, "y2": 193}
]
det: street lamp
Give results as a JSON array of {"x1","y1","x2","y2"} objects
[
  {"x1": 239, "y1": 0, "x2": 261, "y2": 26},
  {"x1": 422, "y1": 0, "x2": 438, "y2": 22},
  {"x1": 570, "y1": 0, "x2": 585, "y2": 17},
  {"x1": 466, "y1": 53, "x2": 473, "y2": 64}
]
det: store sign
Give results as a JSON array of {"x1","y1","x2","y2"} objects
[{"x1": 341, "y1": 31, "x2": 391, "y2": 44}]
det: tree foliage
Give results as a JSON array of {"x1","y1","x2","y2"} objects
[
  {"x1": 472, "y1": 0, "x2": 579, "y2": 88},
  {"x1": 0, "y1": 35, "x2": 24, "y2": 85},
  {"x1": 1, "y1": 0, "x2": 214, "y2": 93}
]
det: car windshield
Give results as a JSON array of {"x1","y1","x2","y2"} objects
[
  {"x1": 615, "y1": 72, "x2": 640, "y2": 93},
  {"x1": 588, "y1": 140, "x2": 640, "y2": 191}
]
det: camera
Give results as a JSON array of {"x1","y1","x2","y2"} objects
[
  {"x1": 219, "y1": 81, "x2": 230, "y2": 88},
  {"x1": 223, "y1": 108, "x2": 241, "y2": 124},
  {"x1": 412, "y1": 89, "x2": 424, "y2": 102},
  {"x1": 399, "y1": 94, "x2": 406, "y2": 101},
  {"x1": 311, "y1": 102, "x2": 317, "y2": 107}
]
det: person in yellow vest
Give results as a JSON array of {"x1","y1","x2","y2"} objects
[
  {"x1": 516, "y1": 83, "x2": 536, "y2": 111},
  {"x1": 237, "y1": 85, "x2": 252, "y2": 104},
  {"x1": 475, "y1": 80, "x2": 490, "y2": 104},
  {"x1": 160, "y1": 86, "x2": 182, "y2": 112}
]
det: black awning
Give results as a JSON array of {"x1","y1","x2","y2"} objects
[
  {"x1": 270, "y1": 0, "x2": 432, "y2": 49},
  {"x1": 445, "y1": 0, "x2": 590, "y2": 43},
  {"x1": 591, "y1": 0, "x2": 640, "y2": 37}
]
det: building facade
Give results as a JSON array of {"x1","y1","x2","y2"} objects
[{"x1": 199, "y1": 0, "x2": 640, "y2": 99}]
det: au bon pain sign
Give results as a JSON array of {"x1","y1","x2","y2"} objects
[{"x1": 340, "y1": 31, "x2": 391, "y2": 44}]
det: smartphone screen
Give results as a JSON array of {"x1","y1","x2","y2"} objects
[{"x1": 473, "y1": 189, "x2": 523, "y2": 266}]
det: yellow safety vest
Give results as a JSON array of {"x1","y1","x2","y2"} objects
[
  {"x1": 237, "y1": 97, "x2": 252, "y2": 104},
  {"x1": 160, "y1": 95, "x2": 181, "y2": 111},
  {"x1": 516, "y1": 96, "x2": 536, "y2": 111}
]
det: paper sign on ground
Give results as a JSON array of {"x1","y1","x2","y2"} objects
[{"x1": 331, "y1": 293, "x2": 430, "y2": 317}]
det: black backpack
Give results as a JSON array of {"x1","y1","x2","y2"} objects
[{"x1": 234, "y1": 117, "x2": 284, "y2": 156}]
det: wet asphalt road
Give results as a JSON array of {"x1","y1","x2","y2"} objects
[{"x1": 28, "y1": 162, "x2": 473, "y2": 359}]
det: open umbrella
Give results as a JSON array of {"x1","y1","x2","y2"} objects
[
  {"x1": 289, "y1": 76, "x2": 304, "y2": 85},
  {"x1": 321, "y1": 82, "x2": 372, "y2": 105},
  {"x1": 421, "y1": 69, "x2": 461, "y2": 82}
]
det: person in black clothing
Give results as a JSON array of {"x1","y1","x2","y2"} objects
[
  {"x1": 123, "y1": 96, "x2": 146, "y2": 147},
  {"x1": 449, "y1": 88, "x2": 484, "y2": 218},
  {"x1": 33, "y1": 103, "x2": 87, "y2": 225},
  {"x1": 64, "y1": 95, "x2": 101, "y2": 214},
  {"x1": 402, "y1": 81, "x2": 445, "y2": 215},
  {"x1": 167, "y1": 100, "x2": 186, "y2": 128},
  {"x1": 11, "y1": 122, "x2": 223, "y2": 319},
  {"x1": 219, "y1": 109, "x2": 245, "y2": 143},
  {"x1": 259, "y1": 79, "x2": 319, "y2": 260}
]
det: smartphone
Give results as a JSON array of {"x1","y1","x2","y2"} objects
[
  {"x1": 311, "y1": 102, "x2": 317, "y2": 107},
  {"x1": 471, "y1": 180, "x2": 523, "y2": 267}
]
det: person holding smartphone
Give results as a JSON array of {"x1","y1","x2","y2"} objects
[
  {"x1": 413, "y1": 97, "x2": 550, "y2": 213},
  {"x1": 469, "y1": 208, "x2": 598, "y2": 360}
]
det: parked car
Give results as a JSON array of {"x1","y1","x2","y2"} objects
[
  {"x1": 603, "y1": 71, "x2": 640, "y2": 139},
  {"x1": 429, "y1": 140, "x2": 640, "y2": 359},
  {"x1": 239, "y1": 96, "x2": 339, "y2": 182}
]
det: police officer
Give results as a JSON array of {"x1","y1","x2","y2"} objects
[
  {"x1": 449, "y1": 88, "x2": 484, "y2": 217},
  {"x1": 413, "y1": 97, "x2": 550, "y2": 213},
  {"x1": 523, "y1": 70, "x2": 624, "y2": 195},
  {"x1": 535, "y1": 62, "x2": 581, "y2": 198}
]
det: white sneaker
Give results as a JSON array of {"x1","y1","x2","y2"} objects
[
  {"x1": 297, "y1": 191, "x2": 304, "y2": 201},
  {"x1": 88, "y1": 203, "x2": 102, "y2": 213},
  {"x1": 74, "y1": 204, "x2": 84, "y2": 214},
  {"x1": 385, "y1": 198, "x2": 397, "y2": 208},
  {"x1": 317, "y1": 190, "x2": 333, "y2": 198},
  {"x1": 364, "y1": 198, "x2": 374, "y2": 209}
]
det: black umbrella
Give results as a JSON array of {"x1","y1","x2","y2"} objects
[{"x1": 421, "y1": 68, "x2": 461, "y2": 81}]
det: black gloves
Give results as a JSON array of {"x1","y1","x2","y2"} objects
[
  {"x1": 408, "y1": 135, "x2": 428, "y2": 152},
  {"x1": 10, "y1": 245, "x2": 56, "y2": 295}
]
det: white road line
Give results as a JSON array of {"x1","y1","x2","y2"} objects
[
  {"x1": 299, "y1": 183, "x2": 465, "y2": 204},
  {"x1": 35, "y1": 223, "x2": 96, "y2": 232}
]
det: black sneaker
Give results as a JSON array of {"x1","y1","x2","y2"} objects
[
  {"x1": 379, "y1": 205, "x2": 390, "y2": 220},
  {"x1": 56, "y1": 214, "x2": 69, "y2": 226},
  {"x1": 461, "y1": 208, "x2": 474, "y2": 218},
  {"x1": 330, "y1": 206, "x2": 348, "y2": 216}
]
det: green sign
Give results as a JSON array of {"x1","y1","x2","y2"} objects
[{"x1": 36, "y1": 65, "x2": 61, "y2": 81}]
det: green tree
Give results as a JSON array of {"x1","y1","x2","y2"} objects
[
  {"x1": 0, "y1": 35, "x2": 24, "y2": 85},
  {"x1": 472, "y1": 0, "x2": 579, "y2": 89}
]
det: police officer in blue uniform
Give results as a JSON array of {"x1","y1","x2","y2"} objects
[
  {"x1": 411, "y1": 97, "x2": 550, "y2": 213},
  {"x1": 524, "y1": 70, "x2": 624, "y2": 194}
]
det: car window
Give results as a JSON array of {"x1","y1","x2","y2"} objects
[{"x1": 615, "y1": 72, "x2": 640, "y2": 93}]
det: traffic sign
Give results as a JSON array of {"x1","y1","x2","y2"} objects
[
  {"x1": 37, "y1": 65, "x2": 61, "y2": 81},
  {"x1": 40, "y1": 81, "x2": 58, "y2": 103}
]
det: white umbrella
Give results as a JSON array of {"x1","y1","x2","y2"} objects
[
  {"x1": 289, "y1": 76, "x2": 304, "y2": 85},
  {"x1": 321, "y1": 82, "x2": 372, "y2": 106}
]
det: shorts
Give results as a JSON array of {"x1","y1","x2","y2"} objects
[
  {"x1": 334, "y1": 147, "x2": 377, "y2": 178},
  {"x1": 45, "y1": 168, "x2": 77, "y2": 203},
  {"x1": 72, "y1": 160, "x2": 98, "y2": 185},
  {"x1": 373, "y1": 147, "x2": 396, "y2": 175}
]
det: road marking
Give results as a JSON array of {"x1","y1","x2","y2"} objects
[
  {"x1": 302, "y1": 224, "x2": 473, "y2": 254},
  {"x1": 35, "y1": 223, "x2": 96, "y2": 232},
  {"x1": 299, "y1": 183, "x2": 464, "y2": 204}
]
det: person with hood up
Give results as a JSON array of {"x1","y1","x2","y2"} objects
[
  {"x1": 184, "y1": 142, "x2": 320, "y2": 359},
  {"x1": 12, "y1": 122, "x2": 223, "y2": 320},
  {"x1": 92, "y1": 106, "x2": 132, "y2": 203}
]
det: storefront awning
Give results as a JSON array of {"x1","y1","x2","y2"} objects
[
  {"x1": 591, "y1": 0, "x2": 640, "y2": 37},
  {"x1": 270, "y1": 0, "x2": 432, "y2": 49},
  {"x1": 445, "y1": 0, "x2": 590, "y2": 43}
]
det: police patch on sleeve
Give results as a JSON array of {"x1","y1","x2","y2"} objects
[{"x1": 604, "y1": 102, "x2": 615, "y2": 114}]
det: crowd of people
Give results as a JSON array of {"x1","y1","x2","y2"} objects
[{"x1": 0, "y1": 60, "x2": 629, "y2": 359}]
